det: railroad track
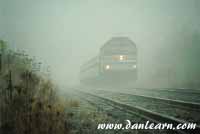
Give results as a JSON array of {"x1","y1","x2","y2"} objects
[
  {"x1": 96, "y1": 89, "x2": 200, "y2": 112},
  {"x1": 75, "y1": 89, "x2": 200, "y2": 134},
  {"x1": 77, "y1": 87, "x2": 200, "y2": 123},
  {"x1": 78, "y1": 86, "x2": 200, "y2": 103},
  {"x1": 124, "y1": 88, "x2": 200, "y2": 103},
  {"x1": 76, "y1": 91, "x2": 165, "y2": 134},
  {"x1": 86, "y1": 89, "x2": 200, "y2": 124},
  {"x1": 128, "y1": 88, "x2": 200, "y2": 94}
]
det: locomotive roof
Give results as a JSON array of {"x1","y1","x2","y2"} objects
[{"x1": 100, "y1": 37, "x2": 136, "y2": 50}]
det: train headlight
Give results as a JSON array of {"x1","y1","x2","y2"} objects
[
  {"x1": 133, "y1": 65, "x2": 137, "y2": 69},
  {"x1": 105, "y1": 65, "x2": 110, "y2": 70},
  {"x1": 119, "y1": 55, "x2": 124, "y2": 60}
]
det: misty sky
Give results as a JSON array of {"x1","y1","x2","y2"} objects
[{"x1": 0, "y1": 0, "x2": 200, "y2": 86}]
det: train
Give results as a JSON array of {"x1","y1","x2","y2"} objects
[{"x1": 80, "y1": 37, "x2": 137, "y2": 87}]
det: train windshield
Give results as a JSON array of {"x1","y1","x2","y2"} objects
[{"x1": 102, "y1": 48, "x2": 136, "y2": 55}]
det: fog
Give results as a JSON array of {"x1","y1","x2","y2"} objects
[{"x1": 0, "y1": 0, "x2": 200, "y2": 88}]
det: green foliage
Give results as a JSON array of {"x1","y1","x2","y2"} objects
[
  {"x1": 0, "y1": 39, "x2": 117, "y2": 134},
  {"x1": 0, "y1": 40, "x2": 69, "y2": 134},
  {"x1": 0, "y1": 40, "x2": 8, "y2": 52}
]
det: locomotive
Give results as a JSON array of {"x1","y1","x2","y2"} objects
[{"x1": 80, "y1": 37, "x2": 137, "y2": 87}]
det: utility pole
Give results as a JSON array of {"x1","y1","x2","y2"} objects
[
  {"x1": 6, "y1": 51, "x2": 13, "y2": 102},
  {"x1": 0, "y1": 54, "x2": 2, "y2": 73},
  {"x1": 0, "y1": 40, "x2": 6, "y2": 74},
  {"x1": 7, "y1": 70, "x2": 13, "y2": 101}
]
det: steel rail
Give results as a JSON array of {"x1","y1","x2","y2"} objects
[
  {"x1": 97, "y1": 89, "x2": 200, "y2": 112},
  {"x1": 77, "y1": 90, "x2": 200, "y2": 134}
]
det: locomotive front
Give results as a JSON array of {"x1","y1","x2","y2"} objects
[{"x1": 99, "y1": 37, "x2": 137, "y2": 81}]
